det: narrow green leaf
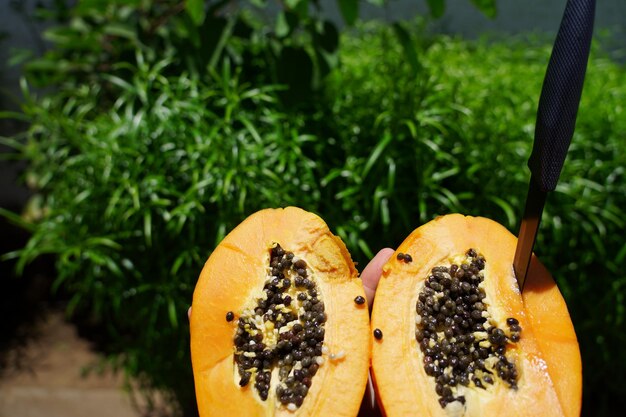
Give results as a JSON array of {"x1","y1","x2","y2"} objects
[
  {"x1": 470, "y1": 0, "x2": 497, "y2": 18},
  {"x1": 338, "y1": 0, "x2": 359, "y2": 26},
  {"x1": 426, "y1": 0, "x2": 445, "y2": 18},
  {"x1": 335, "y1": 186, "x2": 359, "y2": 200},
  {"x1": 320, "y1": 168, "x2": 343, "y2": 187},
  {"x1": 357, "y1": 239, "x2": 374, "y2": 260},
  {"x1": 102, "y1": 74, "x2": 136, "y2": 94},
  {"x1": 488, "y1": 196, "x2": 516, "y2": 229},
  {"x1": 51, "y1": 268, "x2": 72, "y2": 294},
  {"x1": 171, "y1": 253, "x2": 187, "y2": 275},
  {"x1": 0, "y1": 112, "x2": 31, "y2": 122},
  {"x1": 0, "y1": 250, "x2": 21, "y2": 262},
  {"x1": 8, "y1": 48, "x2": 33, "y2": 67},
  {"x1": 208, "y1": 17, "x2": 236, "y2": 71},
  {"x1": 392, "y1": 23, "x2": 420, "y2": 74},
  {"x1": 144, "y1": 211, "x2": 152, "y2": 247},
  {"x1": 186, "y1": 0, "x2": 206, "y2": 25},
  {"x1": 85, "y1": 237, "x2": 122, "y2": 250},
  {"x1": 24, "y1": 58, "x2": 65, "y2": 72},
  {"x1": 103, "y1": 23, "x2": 137, "y2": 40},
  {"x1": 386, "y1": 156, "x2": 396, "y2": 194},
  {"x1": 362, "y1": 133, "x2": 393, "y2": 179},
  {"x1": 215, "y1": 223, "x2": 227, "y2": 246},
  {"x1": 380, "y1": 197, "x2": 390, "y2": 227},
  {"x1": 402, "y1": 120, "x2": 418, "y2": 138},
  {"x1": 66, "y1": 293, "x2": 82, "y2": 317},
  {"x1": 74, "y1": 189, "x2": 91, "y2": 204},
  {"x1": 431, "y1": 167, "x2": 459, "y2": 182},
  {"x1": 0, "y1": 207, "x2": 35, "y2": 232},
  {"x1": 276, "y1": 12, "x2": 290, "y2": 38},
  {"x1": 168, "y1": 298, "x2": 179, "y2": 328},
  {"x1": 433, "y1": 188, "x2": 462, "y2": 212},
  {"x1": 239, "y1": 116, "x2": 262, "y2": 143}
]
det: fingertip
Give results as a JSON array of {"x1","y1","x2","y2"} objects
[
  {"x1": 375, "y1": 247, "x2": 395, "y2": 261},
  {"x1": 361, "y1": 248, "x2": 395, "y2": 308}
]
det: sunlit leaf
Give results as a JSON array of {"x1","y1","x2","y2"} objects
[{"x1": 185, "y1": 0, "x2": 205, "y2": 25}]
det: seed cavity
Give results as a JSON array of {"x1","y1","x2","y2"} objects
[
  {"x1": 233, "y1": 243, "x2": 326, "y2": 410},
  {"x1": 415, "y1": 248, "x2": 522, "y2": 409},
  {"x1": 373, "y1": 328, "x2": 383, "y2": 340}
]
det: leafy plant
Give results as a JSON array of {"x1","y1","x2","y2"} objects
[
  {"x1": 16, "y1": 0, "x2": 499, "y2": 106},
  {"x1": 3, "y1": 54, "x2": 324, "y2": 414}
]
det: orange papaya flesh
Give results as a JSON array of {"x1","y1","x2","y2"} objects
[
  {"x1": 191, "y1": 207, "x2": 370, "y2": 417},
  {"x1": 371, "y1": 214, "x2": 581, "y2": 417}
]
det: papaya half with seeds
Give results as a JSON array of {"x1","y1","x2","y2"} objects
[
  {"x1": 190, "y1": 207, "x2": 371, "y2": 417},
  {"x1": 371, "y1": 214, "x2": 581, "y2": 417}
]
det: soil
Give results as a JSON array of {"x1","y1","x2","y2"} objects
[
  {"x1": 0, "y1": 218, "x2": 150, "y2": 417},
  {"x1": 0, "y1": 309, "x2": 141, "y2": 417}
]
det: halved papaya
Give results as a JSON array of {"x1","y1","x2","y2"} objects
[
  {"x1": 190, "y1": 207, "x2": 371, "y2": 416},
  {"x1": 371, "y1": 214, "x2": 581, "y2": 417}
]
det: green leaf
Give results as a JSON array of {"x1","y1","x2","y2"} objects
[
  {"x1": 426, "y1": 0, "x2": 446, "y2": 18},
  {"x1": 392, "y1": 23, "x2": 420, "y2": 74},
  {"x1": 0, "y1": 111, "x2": 30, "y2": 122},
  {"x1": 144, "y1": 211, "x2": 152, "y2": 247},
  {"x1": 275, "y1": 11, "x2": 300, "y2": 39},
  {"x1": 8, "y1": 48, "x2": 33, "y2": 67},
  {"x1": 380, "y1": 197, "x2": 390, "y2": 227},
  {"x1": 284, "y1": 0, "x2": 309, "y2": 18},
  {"x1": 315, "y1": 21, "x2": 339, "y2": 53},
  {"x1": 362, "y1": 133, "x2": 393, "y2": 179},
  {"x1": 487, "y1": 196, "x2": 517, "y2": 229},
  {"x1": 103, "y1": 23, "x2": 137, "y2": 40},
  {"x1": 168, "y1": 298, "x2": 179, "y2": 329},
  {"x1": 338, "y1": 0, "x2": 359, "y2": 26},
  {"x1": 357, "y1": 239, "x2": 374, "y2": 260},
  {"x1": 0, "y1": 208, "x2": 34, "y2": 232},
  {"x1": 276, "y1": 12, "x2": 290, "y2": 38},
  {"x1": 66, "y1": 293, "x2": 82, "y2": 317},
  {"x1": 25, "y1": 58, "x2": 66, "y2": 72},
  {"x1": 471, "y1": 0, "x2": 497, "y2": 18},
  {"x1": 186, "y1": 0, "x2": 206, "y2": 26},
  {"x1": 208, "y1": 17, "x2": 236, "y2": 70}
]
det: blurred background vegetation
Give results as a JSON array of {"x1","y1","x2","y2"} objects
[{"x1": 1, "y1": 0, "x2": 624, "y2": 416}]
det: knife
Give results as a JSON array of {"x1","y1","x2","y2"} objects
[{"x1": 513, "y1": 0, "x2": 596, "y2": 292}]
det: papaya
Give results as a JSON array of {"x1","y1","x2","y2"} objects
[
  {"x1": 370, "y1": 214, "x2": 581, "y2": 417},
  {"x1": 190, "y1": 207, "x2": 371, "y2": 417}
]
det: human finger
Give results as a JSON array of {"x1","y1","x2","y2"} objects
[{"x1": 361, "y1": 248, "x2": 395, "y2": 309}]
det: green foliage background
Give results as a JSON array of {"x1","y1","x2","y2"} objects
[{"x1": 1, "y1": 0, "x2": 624, "y2": 415}]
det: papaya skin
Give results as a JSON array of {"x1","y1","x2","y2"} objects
[
  {"x1": 190, "y1": 207, "x2": 371, "y2": 417},
  {"x1": 371, "y1": 214, "x2": 581, "y2": 417}
]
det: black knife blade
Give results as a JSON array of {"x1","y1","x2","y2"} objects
[{"x1": 513, "y1": 0, "x2": 596, "y2": 292}]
